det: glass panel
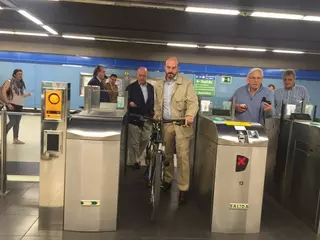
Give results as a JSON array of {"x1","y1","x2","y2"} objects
[{"x1": 4, "y1": 112, "x2": 40, "y2": 180}]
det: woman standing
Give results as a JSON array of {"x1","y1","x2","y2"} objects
[{"x1": 2, "y1": 69, "x2": 31, "y2": 144}]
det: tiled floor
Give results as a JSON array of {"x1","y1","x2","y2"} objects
[{"x1": 0, "y1": 169, "x2": 320, "y2": 240}]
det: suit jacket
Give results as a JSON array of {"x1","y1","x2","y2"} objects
[
  {"x1": 105, "y1": 82, "x2": 118, "y2": 103},
  {"x1": 154, "y1": 74, "x2": 199, "y2": 137},
  {"x1": 87, "y1": 77, "x2": 110, "y2": 102},
  {"x1": 126, "y1": 80, "x2": 154, "y2": 126}
]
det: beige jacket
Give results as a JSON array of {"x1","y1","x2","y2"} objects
[{"x1": 154, "y1": 73, "x2": 199, "y2": 122}]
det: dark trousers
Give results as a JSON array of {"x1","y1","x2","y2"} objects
[{"x1": 6, "y1": 104, "x2": 23, "y2": 139}]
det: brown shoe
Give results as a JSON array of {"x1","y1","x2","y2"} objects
[{"x1": 179, "y1": 191, "x2": 188, "y2": 205}]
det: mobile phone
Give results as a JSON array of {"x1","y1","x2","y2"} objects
[{"x1": 262, "y1": 97, "x2": 271, "y2": 105}]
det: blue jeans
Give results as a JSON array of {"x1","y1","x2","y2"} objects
[{"x1": 6, "y1": 104, "x2": 23, "y2": 139}]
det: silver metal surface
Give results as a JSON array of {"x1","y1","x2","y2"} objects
[
  {"x1": 284, "y1": 121, "x2": 320, "y2": 234},
  {"x1": 84, "y1": 86, "x2": 100, "y2": 110},
  {"x1": 0, "y1": 109, "x2": 9, "y2": 196},
  {"x1": 39, "y1": 82, "x2": 70, "y2": 230},
  {"x1": 64, "y1": 114, "x2": 123, "y2": 232},
  {"x1": 193, "y1": 115, "x2": 268, "y2": 233},
  {"x1": 200, "y1": 115, "x2": 268, "y2": 147}
]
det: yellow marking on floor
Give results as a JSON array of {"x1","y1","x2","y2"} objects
[{"x1": 7, "y1": 175, "x2": 39, "y2": 182}]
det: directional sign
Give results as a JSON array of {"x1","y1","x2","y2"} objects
[
  {"x1": 194, "y1": 76, "x2": 216, "y2": 96},
  {"x1": 222, "y1": 76, "x2": 232, "y2": 84}
]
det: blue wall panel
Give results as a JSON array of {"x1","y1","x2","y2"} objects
[{"x1": 0, "y1": 50, "x2": 319, "y2": 111}]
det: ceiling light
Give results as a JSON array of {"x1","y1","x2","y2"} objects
[
  {"x1": 303, "y1": 16, "x2": 320, "y2": 22},
  {"x1": 62, "y1": 35, "x2": 95, "y2": 40},
  {"x1": 18, "y1": 10, "x2": 43, "y2": 25},
  {"x1": 135, "y1": 41, "x2": 167, "y2": 45},
  {"x1": 15, "y1": 32, "x2": 48, "y2": 37},
  {"x1": 250, "y1": 12, "x2": 303, "y2": 20},
  {"x1": 185, "y1": 7, "x2": 240, "y2": 15},
  {"x1": 205, "y1": 45, "x2": 236, "y2": 50},
  {"x1": 167, "y1": 43, "x2": 198, "y2": 48},
  {"x1": 0, "y1": 6, "x2": 2, "y2": 10},
  {"x1": 62, "y1": 64, "x2": 83, "y2": 68},
  {"x1": 236, "y1": 47, "x2": 267, "y2": 52},
  {"x1": 273, "y1": 50, "x2": 305, "y2": 54},
  {"x1": 0, "y1": 31, "x2": 14, "y2": 34},
  {"x1": 42, "y1": 25, "x2": 58, "y2": 35}
]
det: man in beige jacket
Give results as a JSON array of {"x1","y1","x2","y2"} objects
[{"x1": 154, "y1": 57, "x2": 198, "y2": 205}]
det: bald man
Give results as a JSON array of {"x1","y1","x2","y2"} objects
[
  {"x1": 154, "y1": 57, "x2": 198, "y2": 205},
  {"x1": 126, "y1": 67, "x2": 154, "y2": 169}
]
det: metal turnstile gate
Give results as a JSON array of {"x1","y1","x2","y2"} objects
[{"x1": 194, "y1": 115, "x2": 269, "y2": 233}]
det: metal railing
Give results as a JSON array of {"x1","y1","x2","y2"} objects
[
  {"x1": 0, "y1": 110, "x2": 41, "y2": 196},
  {"x1": 0, "y1": 109, "x2": 8, "y2": 196}
]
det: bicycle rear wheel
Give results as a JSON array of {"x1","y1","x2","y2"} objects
[{"x1": 151, "y1": 151, "x2": 161, "y2": 222}]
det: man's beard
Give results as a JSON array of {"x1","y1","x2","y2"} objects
[{"x1": 166, "y1": 72, "x2": 177, "y2": 80}]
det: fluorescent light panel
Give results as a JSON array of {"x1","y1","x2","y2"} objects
[
  {"x1": 250, "y1": 11, "x2": 303, "y2": 20},
  {"x1": 0, "y1": 30, "x2": 14, "y2": 34},
  {"x1": 236, "y1": 47, "x2": 267, "y2": 52},
  {"x1": 15, "y1": 32, "x2": 48, "y2": 37},
  {"x1": 167, "y1": 43, "x2": 198, "y2": 48},
  {"x1": 303, "y1": 16, "x2": 320, "y2": 22},
  {"x1": 273, "y1": 50, "x2": 305, "y2": 54},
  {"x1": 62, "y1": 35, "x2": 95, "y2": 40},
  {"x1": 42, "y1": 25, "x2": 58, "y2": 35},
  {"x1": 18, "y1": 10, "x2": 43, "y2": 25},
  {"x1": 186, "y1": 7, "x2": 240, "y2": 15},
  {"x1": 205, "y1": 45, "x2": 236, "y2": 50}
]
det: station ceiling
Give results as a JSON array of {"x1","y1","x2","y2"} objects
[{"x1": 1, "y1": 0, "x2": 320, "y2": 53}]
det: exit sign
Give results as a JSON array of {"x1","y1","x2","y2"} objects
[{"x1": 222, "y1": 76, "x2": 232, "y2": 84}]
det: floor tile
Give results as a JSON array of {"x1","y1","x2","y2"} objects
[
  {"x1": 26, "y1": 220, "x2": 62, "y2": 237},
  {"x1": 22, "y1": 237, "x2": 61, "y2": 240},
  {"x1": 0, "y1": 214, "x2": 38, "y2": 235},
  {"x1": 0, "y1": 237, "x2": 22, "y2": 240},
  {"x1": 21, "y1": 187, "x2": 39, "y2": 200},
  {"x1": 4, "y1": 205, "x2": 39, "y2": 216}
]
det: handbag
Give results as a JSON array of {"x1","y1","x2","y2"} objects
[{"x1": 0, "y1": 80, "x2": 12, "y2": 104}]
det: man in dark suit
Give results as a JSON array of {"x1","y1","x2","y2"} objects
[
  {"x1": 87, "y1": 65, "x2": 110, "y2": 102},
  {"x1": 126, "y1": 67, "x2": 154, "y2": 169}
]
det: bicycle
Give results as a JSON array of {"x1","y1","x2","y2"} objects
[{"x1": 129, "y1": 113, "x2": 185, "y2": 221}]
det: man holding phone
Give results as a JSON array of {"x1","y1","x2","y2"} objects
[{"x1": 232, "y1": 68, "x2": 274, "y2": 124}]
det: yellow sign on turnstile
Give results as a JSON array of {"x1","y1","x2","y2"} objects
[
  {"x1": 225, "y1": 121, "x2": 251, "y2": 127},
  {"x1": 45, "y1": 90, "x2": 63, "y2": 120}
]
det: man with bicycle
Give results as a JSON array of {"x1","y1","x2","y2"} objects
[{"x1": 154, "y1": 57, "x2": 199, "y2": 205}]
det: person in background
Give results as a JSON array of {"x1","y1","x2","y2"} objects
[
  {"x1": 87, "y1": 65, "x2": 110, "y2": 102},
  {"x1": 105, "y1": 74, "x2": 118, "y2": 103},
  {"x1": 2, "y1": 69, "x2": 31, "y2": 144},
  {"x1": 154, "y1": 57, "x2": 198, "y2": 205},
  {"x1": 274, "y1": 69, "x2": 309, "y2": 116},
  {"x1": 232, "y1": 68, "x2": 274, "y2": 124},
  {"x1": 268, "y1": 84, "x2": 276, "y2": 92},
  {"x1": 126, "y1": 67, "x2": 154, "y2": 170}
]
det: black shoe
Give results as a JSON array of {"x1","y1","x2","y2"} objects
[
  {"x1": 133, "y1": 162, "x2": 140, "y2": 170},
  {"x1": 161, "y1": 182, "x2": 172, "y2": 192},
  {"x1": 178, "y1": 191, "x2": 188, "y2": 205}
]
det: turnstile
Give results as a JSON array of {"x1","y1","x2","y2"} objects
[
  {"x1": 64, "y1": 110, "x2": 124, "y2": 232},
  {"x1": 285, "y1": 121, "x2": 320, "y2": 234},
  {"x1": 193, "y1": 115, "x2": 268, "y2": 234}
]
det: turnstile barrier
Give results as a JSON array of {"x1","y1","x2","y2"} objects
[{"x1": 194, "y1": 115, "x2": 268, "y2": 234}]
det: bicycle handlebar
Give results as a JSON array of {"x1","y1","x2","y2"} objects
[{"x1": 128, "y1": 113, "x2": 186, "y2": 125}]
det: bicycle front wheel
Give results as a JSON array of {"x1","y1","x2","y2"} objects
[{"x1": 151, "y1": 151, "x2": 162, "y2": 222}]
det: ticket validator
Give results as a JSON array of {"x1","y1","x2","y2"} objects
[{"x1": 39, "y1": 82, "x2": 70, "y2": 230}]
